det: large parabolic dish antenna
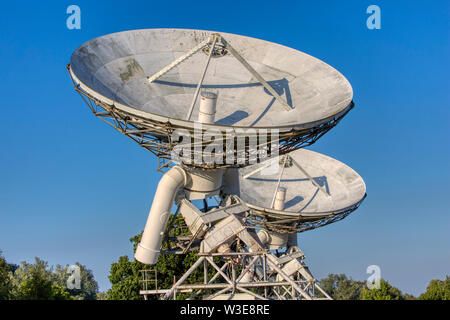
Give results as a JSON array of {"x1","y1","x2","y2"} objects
[{"x1": 68, "y1": 28, "x2": 354, "y2": 168}]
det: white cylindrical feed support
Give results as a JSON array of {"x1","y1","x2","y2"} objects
[
  {"x1": 198, "y1": 92, "x2": 217, "y2": 124},
  {"x1": 135, "y1": 166, "x2": 187, "y2": 265},
  {"x1": 273, "y1": 187, "x2": 286, "y2": 211}
]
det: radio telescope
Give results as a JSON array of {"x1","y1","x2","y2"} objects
[{"x1": 68, "y1": 28, "x2": 366, "y2": 300}]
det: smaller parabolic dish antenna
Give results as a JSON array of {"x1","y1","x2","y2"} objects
[
  {"x1": 68, "y1": 28, "x2": 354, "y2": 168},
  {"x1": 222, "y1": 148, "x2": 366, "y2": 233}
]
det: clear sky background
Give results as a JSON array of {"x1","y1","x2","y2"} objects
[{"x1": 0, "y1": 0, "x2": 448, "y2": 296}]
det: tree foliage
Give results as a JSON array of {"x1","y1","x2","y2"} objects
[
  {"x1": 11, "y1": 258, "x2": 70, "y2": 300},
  {"x1": 361, "y1": 278, "x2": 404, "y2": 300},
  {"x1": 319, "y1": 274, "x2": 365, "y2": 300},
  {"x1": 0, "y1": 251, "x2": 14, "y2": 299},
  {"x1": 53, "y1": 262, "x2": 99, "y2": 300},
  {"x1": 96, "y1": 291, "x2": 108, "y2": 300},
  {"x1": 107, "y1": 214, "x2": 217, "y2": 300},
  {"x1": 319, "y1": 274, "x2": 419, "y2": 300},
  {"x1": 419, "y1": 276, "x2": 450, "y2": 300},
  {"x1": 107, "y1": 255, "x2": 143, "y2": 300},
  {"x1": 0, "y1": 251, "x2": 98, "y2": 300}
]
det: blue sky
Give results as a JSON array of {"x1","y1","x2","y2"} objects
[{"x1": 0, "y1": 0, "x2": 448, "y2": 296}]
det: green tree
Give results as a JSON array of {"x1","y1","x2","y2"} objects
[
  {"x1": 96, "y1": 291, "x2": 108, "y2": 300},
  {"x1": 107, "y1": 214, "x2": 216, "y2": 300},
  {"x1": 53, "y1": 262, "x2": 99, "y2": 300},
  {"x1": 11, "y1": 258, "x2": 71, "y2": 300},
  {"x1": 0, "y1": 251, "x2": 14, "y2": 299},
  {"x1": 107, "y1": 255, "x2": 143, "y2": 300},
  {"x1": 1, "y1": 250, "x2": 99, "y2": 300},
  {"x1": 319, "y1": 274, "x2": 365, "y2": 300},
  {"x1": 419, "y1": 276, "x2": 450, "y2": 300},
  {"x1": 361, "y1": 278, "x2": 404, "y2": 300},
  {"x1": 402, "y1": 292, "x2": 417, "y2": 300}
]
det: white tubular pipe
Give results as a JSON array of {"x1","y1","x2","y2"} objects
[
  {"x1": 198, "y1": 92, "x2": 217, "y2": 124},
  {"x1": 273, "y1": 187, "x2": 286, "y2": 211},
  {"x1": 135, "y1": 166, "x2": 187, "y2": 264}
]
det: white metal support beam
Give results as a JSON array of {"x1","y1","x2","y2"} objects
[
  {"x1": 243, "y1": 157, "x2": 279, "y2": 179},
  {"x1": 289, "y1": 155, "x2": 330, "y2": 197},
  {"x1": 221, "y1": 37, "x2": 292, "y2": 111},
  {"x1": 163, "y1": 256, "x2": 205, "y2": 300},
  {"x1": 185, "y1": 34, "x2": 219, "y2": 120},
  {"x1": 266, "y1": 257, "x2": 312, "y2": 300},
  {"x1": 147, "y1": 37, "x2": 211, "y2": 83}
]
